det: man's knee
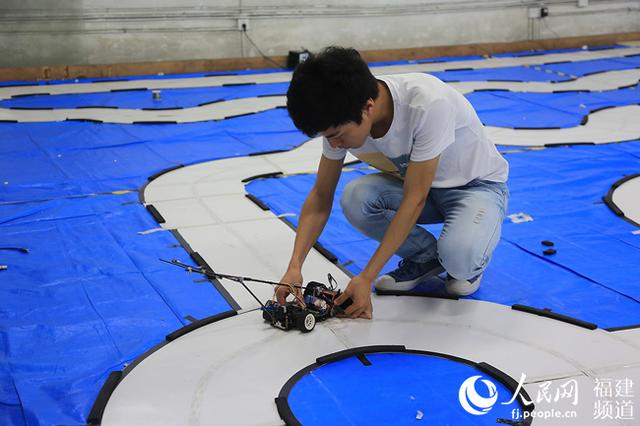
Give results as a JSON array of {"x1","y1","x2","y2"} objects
[
  {"x1": 340, "y1": 174, "x2": 389, "y2": 223},
  {"x1": 340, "y1": 178, "x2": 364, "y2": 224},
  {"x1": 437, "y1": 239, "x2": 485, "y2": 280}
]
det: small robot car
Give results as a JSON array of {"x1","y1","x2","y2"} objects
[{"x1": 262, "y1": 278, "x2": 352, "y2": 332}]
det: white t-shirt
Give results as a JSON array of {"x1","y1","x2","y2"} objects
[{"x1": 322, "y1": 73, "x2": 509, "y2": 188}]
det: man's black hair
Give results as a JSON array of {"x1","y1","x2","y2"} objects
[{"x1": 286, "y1": 46, "x2": 379, "y2": 137}]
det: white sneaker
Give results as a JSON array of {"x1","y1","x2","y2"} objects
[{"x1": 445, "y1": 273, "x2": 482, "y2": 296}]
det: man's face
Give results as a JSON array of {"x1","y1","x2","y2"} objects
[{"x1": 320, "y1": 112, "x2": 372, "y2": 150}]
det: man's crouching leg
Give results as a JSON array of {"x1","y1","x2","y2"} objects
[
  {"x1": 435, "y1": 180, "x2": 509, "y2": 296},
  {"x1": 340, "y1": 173, "x2": 443, "y2": 291}
]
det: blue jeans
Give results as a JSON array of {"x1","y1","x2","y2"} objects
[{"x1": 340, "y1": 173, "x2": 509, "y2": 280}]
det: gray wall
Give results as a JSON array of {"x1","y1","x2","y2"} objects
[{"x1": 1, "y1": 0, "x2": 639, "y2": 68}]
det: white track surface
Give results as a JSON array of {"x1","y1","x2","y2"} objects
[
  {"x1": 103, "y1": 299, "x2": 640, "y2": 426},
  {"x1": 3, "y1": 67, "x2": 640, "y2": 127},
  {"x1": 11, "y1": 43, "x2": 639, "y2": 425}
]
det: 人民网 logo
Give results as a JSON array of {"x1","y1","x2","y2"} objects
[{"x1": 458, "y1": 375, "x2": 499, "y2": 415}]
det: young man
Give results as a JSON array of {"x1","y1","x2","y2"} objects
[{"x1": 276, "y1": 46, "x2": 508, "y2": 319}]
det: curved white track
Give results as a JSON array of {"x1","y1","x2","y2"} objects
[
  {"x1": 2, "y1": 68, "x2": 639, "y2": 125},
  {"x1": 0, "y1": 96, "x2": 284, "y2": 123},
  {"x1": 487, "y1": 105, "x2": 640, "y2": 146},
  {"x1": 103, "y1": 297, "x2": 640, "y2": 426}
]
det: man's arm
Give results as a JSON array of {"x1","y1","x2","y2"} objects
[
  {"x1": 288, "y1": 155, "x2": 343, "y2": 269},
  {"x1": 277, "y1": 154, "x2": 343, "y2": 302},
  {"x1": 336, "y1": 156, "x2": 439, "y2": 318}
]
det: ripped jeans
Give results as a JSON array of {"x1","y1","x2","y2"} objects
[{"x1": 340, "y1": 173, "x2": 509, "y2": 280}]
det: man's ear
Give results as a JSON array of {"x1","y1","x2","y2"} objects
[{"x1": 362, "y1": 98, "x2": 375, "y2": 117}]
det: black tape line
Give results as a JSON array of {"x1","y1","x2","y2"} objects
[
  {"x1": 145, "y1": 204, "x2": 166, "y2": 224},
  {"x1": 543, "y1": 60, "x2": 571, "y2": 65},
  {"x1": 87, "y1": 370, "x2": 123, "y2": 424},
  {"x1": 512, "y1": 304, "x2": 598, "y2": 330},
  {"x1": 248, "y1": 149, "x2": 287, "y2": 156},
  {"x1": 582, "y1": 70, "x2": 609, "y2": 78},
  {"x1": 313, "y1": 242, "x2": 338, "y2": 263},
  {"x1": 110, "y1": 88, "x2": 147, "y2": 92},
  {"x1": 477, "y1": 362, "x2": 535, "y2": 415},
  {"x1": 197, "y1": 99, "x2": 224, "y2": 107},
  {"x1": 241, "y1": 171, "x2": 283, "y2": 183},
  {"x1": 514, "y1": 126, "x2": 561, "y2": 130},
  {"x1": 477, "y1": 362, "x2": 518, "y2": 394},
  {"x1": 603, "y1": 195, "x2": 624, "y2": 216},
  {"x1": 65, "y1": 118, "x2": 104, "y2": 124},
  {"x1": 10, "y1": 107, "x2": 53, "y2": 110},
  {"x1": 316, "y1": 345, "x2": 406, "y2": 365},
  {"x1": 472, "y1": 88, "x2": 510, "y2": 92},
  {"x1": 190, "y1": 252, "x2": 209, "y2": 271},
  {"x1": 605, "y1": 323, "x2": 640, "y2": 332},
  {"x1": 544, "y1": 142, "x2": 595, "y2": 148},
  {"x1": 171, "y1": 230, "x2": 242, "y2": 312},
  {"x1": 245, "y1": 193, "x2": 270, "y2": 211},
  {"x1": 10, "y1": 92, "x2": 49, "y2": 98},
  {"x1": 76, "y1": 105, "x2": 118, "y2": 109},
  {"x1": 147, "y1": 164, "x2": 185, "y2": 182},
  {"x1": 141, "y1": 107, "x2": 184, "y2": 111},
  {"x1": 590, "y1": 106, "x2": 616, "y2": 114},
  {"x1": 613, "y1": 173, "x2": 640, "y2": 189},
  {"x1": 552, "y1": 90, "x2": 591, "y2": 93},
  {"x1": 603, "y1": 174, "x2": 640, "y2": 226},
  {"x1": 224, "y1": 111, "x2": 256, "y2": 120},
  {"x1": 617, "y1": 81, "x2": 640, "y2": 90},
  {"x1": 375, "y1": 289, "x2": 459, "y2": 300},
  {"x1": 96, "y1": 78, "x2": 130, "y2": 83},
  {"x1": 444, "y1": 67, "x2": 474, "y2": 71},
  {"x1": 132, "y1": 120, "x2": 178, "y2": 125},
  {"x1": 204, "y1": 72, "x2": 239, "y2": 77},
  {"x1": 0, "y1": 120, "x2": 19, "y2": 123},
  {"x1": 0, "y1": 82, "x2": 38, "y2": 88},
  {"x1": 222, "y1": 82, "x2": 257, "y2": 87},
  {"x1": 357, "y1": 353, "x2": 372, "y2": 366},
  {"x1": 166, "y1": 310, "x2": 237, "y2": 342},
  {"x1": 275, "y1": 397, "x2": 302, "y2": 426},
  {"x1": 0, "y1": 247, "x2": 29, "y2": 253},
  {"x1": 585, "y1": 45, "x2": 616, "y2": 51}
]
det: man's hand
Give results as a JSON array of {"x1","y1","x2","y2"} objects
[
  {"x1": 275, "y1": 268, "x2": 304, "y2": 305},
  {"x1": 334, "y1": 274, "x2": 373, "y2": 319}
]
